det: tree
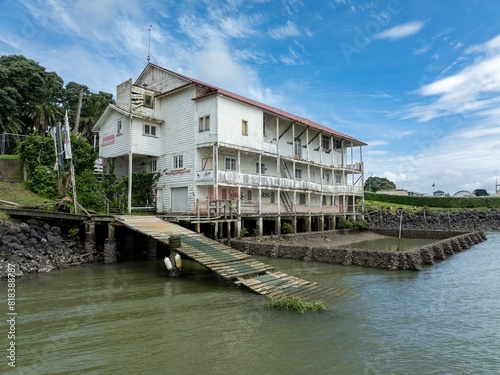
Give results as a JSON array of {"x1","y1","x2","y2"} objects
[
  {"x1": 25, "y1": 72, "x2": 63, "y2": 133},
  {"x1": 80, "y1": 91, "x2": 114, "y2": 143},
  {"x1": 0, "y1": 55, "x2": 64, "y2": 133},
  {"x1": 364, "y1": 176, "x2": 397, "y2": 192}
]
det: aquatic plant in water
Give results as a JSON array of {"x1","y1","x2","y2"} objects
[{"x1": 264, "y1": 295, "x2": 326, "y2": 314}]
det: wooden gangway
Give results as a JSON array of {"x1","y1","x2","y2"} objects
[{"x1": 116, "y1": 216, "x2": 345, "y2": 301}]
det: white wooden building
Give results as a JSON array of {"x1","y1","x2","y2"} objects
[{"x1": 94, "y1": 63, "x2": 366, "y2": 237}]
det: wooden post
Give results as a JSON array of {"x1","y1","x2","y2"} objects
[
  {"x1": 84, "y1": 221, "x2": 96, "y2": 254},
  {"x1": 104, "y1": 223, "x2": 117, "y2": 264}
]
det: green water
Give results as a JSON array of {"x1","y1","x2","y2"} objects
[
  {"x1": 1, "y1": 233, "x2": 500, "y2": 374},
  {"x1": 344, "y1": 237, "x2": 436, "y2": 251}
]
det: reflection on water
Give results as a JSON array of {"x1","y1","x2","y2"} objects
[
  {"x1": 344, "y1": 237, "x2": 436, "y2": 251},
  {"x1": 1, "y1": 233, "x2": 499, "y2": 374}
]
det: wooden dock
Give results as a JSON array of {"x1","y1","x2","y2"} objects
[{"x1": 117, "y1": 216, "x2": 343, "y2": 301}]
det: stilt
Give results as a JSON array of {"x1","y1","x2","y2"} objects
[
  {"x1": 257, "y1": 217, "x2": 263, "y2": 237},
  {"x1": 275, "y1": 217, "x2": 281, "y2": 237},
  {"x1": 292, "y1": 216, "x2": 297, "y2": 233},
  {"x1": 226, "y1": 221, "x2": 231, "y2": 246},
  {"x1": 104, "y1": 223, "x2": 117, "y2": 264},
  {"x1": 306, "y1": 216, "x2": 312, "y2": 233},
  {"x1": 236, "y1": 218, "x2": 241, "y2": 238},
  {"x1": 84, "y1": 222, "x2": 96, "y2": 253},
  {"x1": 319, "y1": 215, "x2": 325, "y2": 231}
]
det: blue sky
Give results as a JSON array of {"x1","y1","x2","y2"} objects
[{"x1": 1, "y1": 0, "x2": 500, "y2": 195}]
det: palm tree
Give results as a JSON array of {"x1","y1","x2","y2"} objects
[
  {"x1": 79, "y1": 92, "x2": 113, "y2": 143},
  {"x1": 24, "y1": 73, "x2": 63, "y2": 133}
]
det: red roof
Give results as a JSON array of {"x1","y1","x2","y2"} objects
[{"x1": 136, "y1": 63, "x2": 366, "y2": 146}]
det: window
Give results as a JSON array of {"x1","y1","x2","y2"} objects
[
  {"x1": 117, "y1": 119, "x2": 122, "y2": 134},
  {"x1": 323, "y1": 173, "x2": 331, "y2": 183},
  {"x1": 263, "y1": 115, "x2": 266, "y2": 136},
  {"x1": 199, "y1": 115, "x2": 210, "y2": 132},
  {"x1": 334, "y1": 139, "x2": 342, "y2": 149},
  {"x1": 294, "y1": 138, "x2": 302, "y2": 159},
  {"x1": 255, "y1": 163, "x2": 265, "y2": 174},
  {"x1": 335, "y1": 173, "x2": 342, "y2": 184},
  {"x1": 242, "y1": 120, "x2": 248, "y2": 136},
  {"x1": 322, "y1": 195, "x2": 333, "y2": 206},
  {"x1": 144, "y1": 124, "x2": 157, "y2": 136},
  {"x1": 270, "y1": 192, "x2": 275, "y2": 204},
  {"x1": 247, "y1": 190, "x2": 252, "y2": 201},
  {"x1": 173, "y1": 155, "x2": 184, "y2": 169},
  {"x1": 295, "y1": 168, "x2": 302, "y2": 179},
  {"x1": 144, "y1": 94, "x2": 153, "y2": 108},
  {"x1": 299, "y1": 193, "x2": 306, "y2": 205},
  {"x1": 147, "y1": 159, "x2": 157, "y2": 173},
  {"x1": 322, "y1": 135, "x2": 331, "y2": 152},
  {"x1": 225, "y1": 157, "x2": 236, "y2": 171}
]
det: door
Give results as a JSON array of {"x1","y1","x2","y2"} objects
[{"x1": 171, "y1": 187, "x2": 188, "y2": 213}]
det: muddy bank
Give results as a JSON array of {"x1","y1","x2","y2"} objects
[
  {"x1": 231, "y1": 230, "x2": 487, "y2": 271},
  {"x1": 0, "y1": 219, "x2": 98, "y2": 278}
]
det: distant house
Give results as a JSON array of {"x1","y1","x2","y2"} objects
[
  {"x1": 93, "y1": 63, "x2": 366, "y2": 236},
  {"x1": 433, "y1": 190, "x2": 446, "y2": 197}
]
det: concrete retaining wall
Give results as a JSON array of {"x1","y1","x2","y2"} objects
[{"x1": 231, "y1": 230, "x2": 487, "y2": 271}]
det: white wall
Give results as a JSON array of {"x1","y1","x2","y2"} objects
[{"x1": 218, "y1": 96, "x2": 263, "y2": 151}]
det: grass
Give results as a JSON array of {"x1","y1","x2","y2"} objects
[
  {"x1": 264, "y1": 295, "x2": 326, "y2": 314},
  {"x1": 0, "y1": 154, "x2": 20, "y2": 160},
  {"x1": 0, "y1": 180, "x2": 50, "y2": 207}
]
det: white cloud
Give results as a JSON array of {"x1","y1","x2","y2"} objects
[
  {"x1": 268, "y1": 20, "x2": 301, "y2": 40},
  {"x1": 374, "y1": 21, "x2": 424, "y2": 40}
]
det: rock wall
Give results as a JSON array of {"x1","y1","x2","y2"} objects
[
  {"x1": 231, "y1": 231, "x2": 487, "y2": 271},
  {"x1": 0, "y1": 219, "x2": 98, "y2": 278},
  {"x1": 368, "y1": 210, "x2": 500, "y2": 231}
]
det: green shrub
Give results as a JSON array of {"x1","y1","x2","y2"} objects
[
  {"x1": 26, "y1": 165, "x2": 58, "y2": 198},
  {"x1": 352, "y1": 219, "x2": 369, "y2": 229},
  {"x1": 73, "y1": 169, "x2": 106, "y2": 212},
  {"x1": 240, "y1": 227, "x2": 249, "y2": 237},
  {"x1": 338, "y1": 218, "x2": 353, "y2": 229},
  {"x1": 282, "y1": 222, "x2": 295, "y2": 234},
  {"x1": 264, "y1": 295, "x2": 326, "y2": 314},
  {"x1": 365, "y1": 192, "x2": 500, "y2": 209}
]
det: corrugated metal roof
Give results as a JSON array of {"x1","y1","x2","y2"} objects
[{"x1": 136, "y1": 63, "x2": 367, "y2": 146}]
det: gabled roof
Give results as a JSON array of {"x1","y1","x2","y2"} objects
[
  {"x1": 136, "y1": 64, "x2": 367, "y2": 146},
  {"x1": 93, "y1": 104, "x2": 163, "y2": 132}
]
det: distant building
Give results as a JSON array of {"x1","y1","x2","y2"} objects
[
  {"x1": 453, "y1": 190, "x2": 473, "y2": 197},
  {"x1": 433, "y1": 190, "x2": 446, "y2": 197},
  {"x1": 472, "y1": 189, "x2": 489, "y2": 196}
]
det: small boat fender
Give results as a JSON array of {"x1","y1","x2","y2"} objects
[
  {"x1": 175, "y1": 253, "x2": 182, "y2": 269},
  {"x1": 164, "y1": 256, "x2": 173, "y2": 270}
]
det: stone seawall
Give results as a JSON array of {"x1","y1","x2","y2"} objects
[
  {"x1": 231, "y1": 230, "x2": 487, "y2": 271},
  {"x1": 0, "y1": 219, "x2": 98, "y2": 278},
  {"x1": 368, "y1": 209, "x2": 500, "y2": 231}
]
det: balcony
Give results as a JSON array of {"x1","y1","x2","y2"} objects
[{"x1": 195, "y1": 170, "x2": 364, "y2": 195}]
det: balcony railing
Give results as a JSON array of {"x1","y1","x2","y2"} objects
[{"x1": 196, "y1": 170, "x2": 364, "y2": 195}]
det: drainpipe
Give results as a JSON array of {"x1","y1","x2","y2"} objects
[{"x1": 128, "y1": 113, "x2": 133, "y2": 213}]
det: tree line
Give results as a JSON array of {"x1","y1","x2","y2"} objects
[{"x1": 0, "y1": 54, "x2": 114, "y2": 142}]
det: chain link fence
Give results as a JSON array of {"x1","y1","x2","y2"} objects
[{"x1": 0, "y1": 133, "x2": 26, "y2": 155}]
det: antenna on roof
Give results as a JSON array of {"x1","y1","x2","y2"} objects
[{"x1": 147, "y1": 25, "x2": 152, "y2": 62}]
